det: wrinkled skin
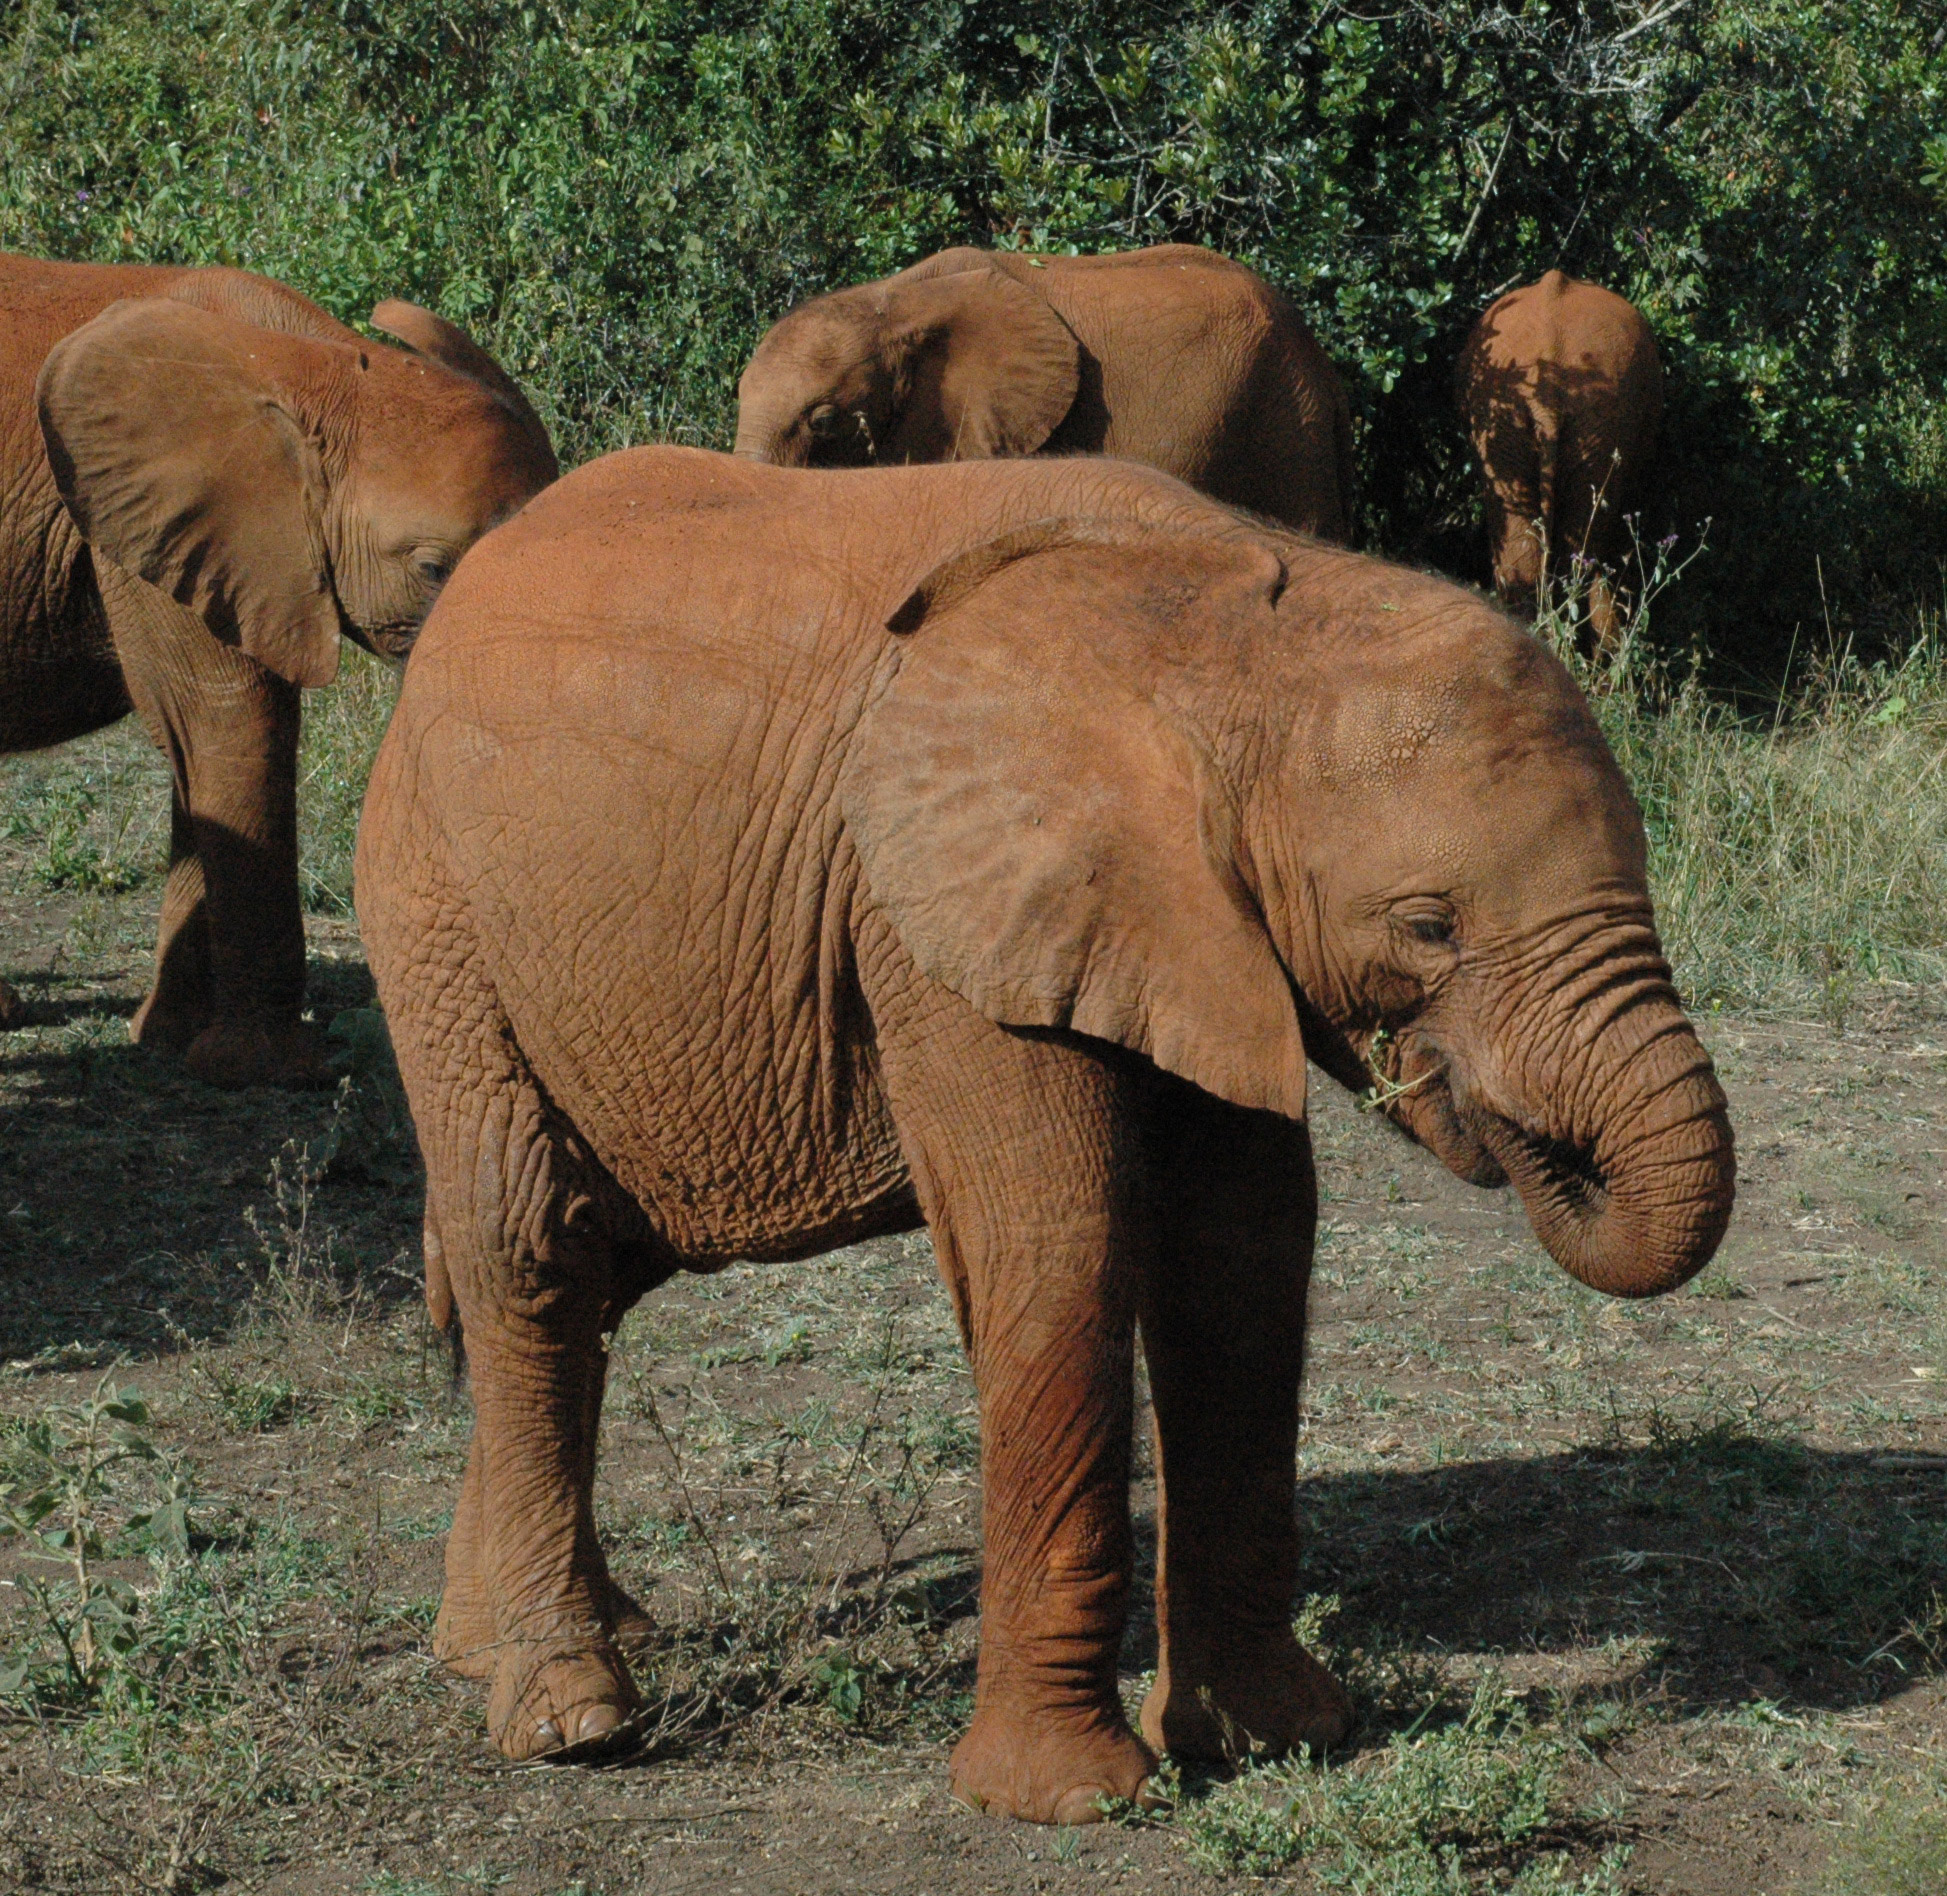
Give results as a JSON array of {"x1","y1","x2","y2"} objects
[
  {"x1": 357, "y1": 449, "x2": 1734, "y2": 1820},
  {"x1": 1455, "y1": 270, "x2": 1663, "y2": 652},
  {"x1": 735, "y1": 244, "x2": 1354, "y2": 539},
  {"x1": 0, "y1": 254, "x2": 556, "y2": 1083}
]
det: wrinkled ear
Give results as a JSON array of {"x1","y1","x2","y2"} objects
[
  {"x1": 37, "y1": 298, "x2": 341, "y2": 687},
  {"x1": 368, "y1": 300, "x2": 558, "y2": 476},
  {"x1": 881, "y1": 269, "x2": 1080, "y2": 462},
  {"x1": 844, "y1": 535, "x2": 1307, "y2": 1121}
]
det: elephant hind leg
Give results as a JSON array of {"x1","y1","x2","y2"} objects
[{"x1": 395, "y1": 941, "x2": 653, "y2": 1758}]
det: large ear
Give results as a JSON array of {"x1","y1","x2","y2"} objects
[
  {"x1": 843, "y1": 525, "x2": 1308, "y2": 1121},
  {"x1": 37, "y1": 298, "x2": 342, "y2": 688},
  {"x1": 880, "y1": 269, "x2": 1080, "y2": 462},
  {"x1": 368, "y1": 300, "x2": 558, "y2": 476}
]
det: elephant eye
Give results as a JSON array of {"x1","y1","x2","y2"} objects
[
  {"x1": 806, "y1": 404, "x2": 844, "y2": 438},
  {"x1": 413, "y1": 551, "x2": 455, "y2": 587},
  {"x1": 1398, "y1": 906, "x2": 1457, "y2": 947}
]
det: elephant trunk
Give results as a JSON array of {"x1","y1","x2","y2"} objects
[
  {"x1": 731, "y1": 400, "x2": 801, "y2": 466},
  {"x1": 1467, "y1": 947, "x2": 1734, "y2": 1299}
]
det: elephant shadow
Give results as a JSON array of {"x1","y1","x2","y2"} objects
[
  {"x1": 623, "y1": 1432, "x2": 1943, "y2": 1756},
  {"x1": 0, "y1": 948, "x2": 423, "y2": 1365},
  {"x1": 1116, "y1": 1434, "x2": 1946, "y2": 1732}
]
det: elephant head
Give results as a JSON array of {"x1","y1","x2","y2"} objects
[
  {"x1": 843, "y1": 520, "x2": 1732, "y2": 1300},
  {"x1": 36, "y1": 293, "x2": 557, "y2": 687},
  {"x1": 734, "y1": 256, "x2": 1080, "y2": 469}
]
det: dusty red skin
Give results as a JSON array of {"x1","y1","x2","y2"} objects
[
  {"x1": 356, "y1": 447, "x2": 1734, "y2": 1820},
  {"x1": 735, "y1": 243, "x2": 1354, "y2": 542},
  {"x1": 0, "y1": 252, "x2": 555, "y2": 1085},
  {"x1": 1455, "y1": 269, "x2": 1664, "y2": 652}
]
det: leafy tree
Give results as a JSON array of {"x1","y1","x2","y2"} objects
[{"x1": 2, "y1": 1, "x2": 1942, "y2": 666}]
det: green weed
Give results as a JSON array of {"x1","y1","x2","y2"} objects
[
  {"x1": 1173, "y1": 1673, "x2": 1619, "y2": 1892},
  {"x1": 0, "y1": 1377, "x2": 191, "y2": 1696}
]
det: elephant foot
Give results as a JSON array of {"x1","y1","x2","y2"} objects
[
  {"x1": 949, "y1": 1701, "x2": 1157, "y2": 1825},
  {"x1": 432, "y1": 1583, "x2": 499, "y2": 1681},
  {"x1": 487, "y1": 1635, "x2": 641, "y2": 1761},
  {"x1": 0, "y1": 978, "x2": 26, "y2": 1031},
  {"x1": 180, "y1": 1012, "x2": 332, "y2": 1090},
  {"x1": 130, "y1": 984, "x2": 212, "y2": 1055},
  {"x1": 1140, "y1": 1632, "x2": 1352, "y2": 1763},
  {"x1": 436, "y1": 1576, "x2": 652, "y2": 1682}
]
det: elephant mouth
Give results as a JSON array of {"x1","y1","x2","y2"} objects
[
  {"x1": 1468, "y1": 1108, "x2": 1609, "y2": 1222},
  {"x1": 349, "y1": 620, "x2": 420, "y2": 663}
]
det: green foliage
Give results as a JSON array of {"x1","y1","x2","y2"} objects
[
  {"x1": 1, "y1": 749, "x2": 158, "y2": 894},
  {"x1": 0, "y1": 1377, "x2": 192, "y2": 1696},
  {"x1": 1, "y1": 1, "x2": 1940, "y2": 658},
  {"x1": 1173, "y1": 1672, "x2": 1624, "y2": 1892}
]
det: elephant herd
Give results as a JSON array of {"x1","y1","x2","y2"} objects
[{"x1": 0, "y1": 244, "x2": 1724, "y2": 1823}]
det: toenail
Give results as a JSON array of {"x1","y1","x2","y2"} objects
[
  {"x1": 1052, "y1": 1785, "x2": 1111, "y2": 1826},
  {"x1": 578, "y1": 1704, "x2": 622, "y2": 1743},
  {"x1": 535, "y1": 1719, "x2": 561, "y2": 1748}
]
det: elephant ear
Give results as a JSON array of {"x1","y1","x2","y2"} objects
[
  {"x1": 881, "y1": 268, "x2": 1080, "y2": 462},
  {"x1": 37, "y1": 297, "x2": 341, "y2": 688},
  {"x1": 843, "y1": 522, "x2": 1308, "y2": 1121},
  {"x1": 368, "y1": 300, "x2": 557, "y2": 475}
]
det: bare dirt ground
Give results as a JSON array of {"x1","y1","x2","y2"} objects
[{"x1": 2, "y1": 748, "x2": 1944, "y2": 1895}]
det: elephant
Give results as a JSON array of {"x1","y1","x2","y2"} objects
[
  {"x1": 355, "y1": 447, "x2": 1735, "y2": 1821},
  {"x1": 733, "y1": 243, "x2": 1355, "y2": 539},
  {"x1": 1454, "y1": 270, "x2": 1663, "y2": 651},
  {"x1": 0, "y1": 254, "x2": 557, "y2": 1083}
]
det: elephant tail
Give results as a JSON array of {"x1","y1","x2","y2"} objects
[
  {"x1": 424, "y1": 1210, "x2": 467, "y2": 1380},
  {"x1": 1534, "y1": 401, "x2": 1561, "y2": 579}
]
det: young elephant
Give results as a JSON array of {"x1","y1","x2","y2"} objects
[
  {"x1": 357, "y1": 449, "x2": 1734, "y2": 1821},
  {"x1": 1455, "y1": 270, "x2": 1663, "y2": 650},
  {"x1": 0, "y1": 254, "x2": 557, "y2": 1084},
  {"x1": 734, "y1": 244, "x2": 1354, "y2": 539}
]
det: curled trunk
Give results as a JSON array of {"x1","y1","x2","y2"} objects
[{"x1": 1464, "y1": 967, "x2": 1734, "y2": 1299}]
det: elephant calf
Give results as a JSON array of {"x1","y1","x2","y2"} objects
[
  {"x1": 735, "y1": 243, "x2": 1354, "y2": 540},
  {"x1": 1455, "y1": 269, "x2": 1663, "y2": 650},
  {"x1": 357, "y1": 449, "x2": 1734, "y2": 1821},
  {"x1": 0, "y1": 254, "x2": 557, "y2": 1084}
]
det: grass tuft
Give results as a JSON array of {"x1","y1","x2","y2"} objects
[
  {"x1": 1814, "y1": 1780, "x2": 1947, "y2": 1895},
  {"x1": 1171, "y1": 1671, "x2": 1624, "y2": 1892}
]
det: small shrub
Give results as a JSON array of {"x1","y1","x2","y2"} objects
[
  {"x1": 0, "y1": 1378, "x2": 192, "y2": 1699},
  {"x1": 1176, "y1": 1674, "x2": 1618, "y2": 1892}
]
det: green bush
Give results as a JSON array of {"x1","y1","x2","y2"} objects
[{"x1": 2, "y1": 2, "x2": 1942, "y2": 665}]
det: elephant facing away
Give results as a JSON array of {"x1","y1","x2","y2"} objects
[
  {"x1": 734, "y1": 244, "x2": 1355, "y2": 539},
  {"x1": 357, "y1": 449, "x2": 1734, "y2": 1821},
  {"x1": 0, "y1": 254, "x2": 557, "y2": 1084},
  {"x1": 1455, "y1": 270, "x2": 1663, "y2": 650}
]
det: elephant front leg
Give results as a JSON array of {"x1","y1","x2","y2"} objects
[
  {"x1": 103, "y1": 564, "x2": 325, "y2": 1088},
  {"x1": 1138, "y1": 1085, "x2": 1352, "y2": 1763},
  {"x1": 873, "y1": 984, "x2": 1156, "y2": 1825}
]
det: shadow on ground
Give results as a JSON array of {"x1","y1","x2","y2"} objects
[{"x1": 0, "y1": 953, "x2": 418, "y2": 1361}]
